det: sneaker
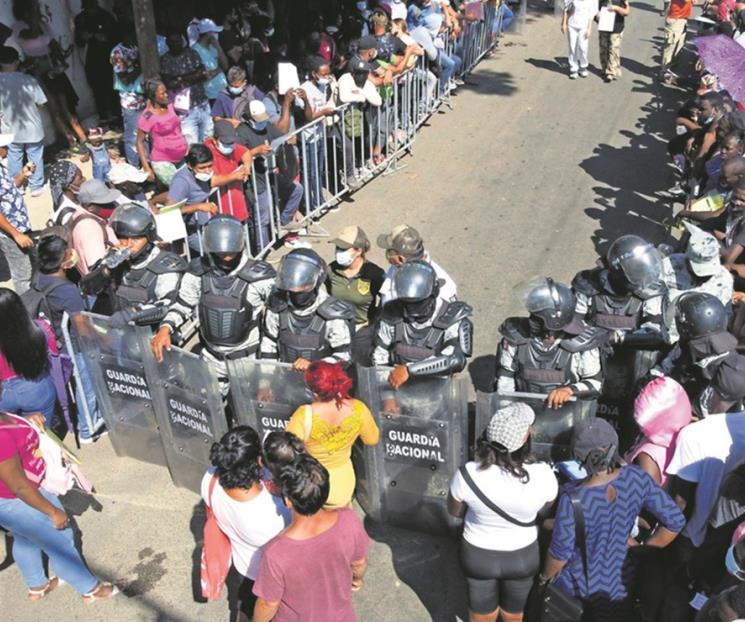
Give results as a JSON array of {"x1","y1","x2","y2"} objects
[
  {"x1": 284, "y1": 237, "x2": 311, "y2": 249},
  {"x1": 347, "y1": 175, "x2": 362, "y2": 191},
  {"x1": 579, "y1": 69, "x2": 589, "y2": 78},
  {"x1": 569, "y1": 72, "x2": 578, "y2": 80},
  {"x1": 453, "y1": 78, "x2": 465, "y2": 86},
  {"x1": 30, "y1": 188, "x2": 44, "y2": 198},
  {"x1": 79, "y1": 428, "x2": 108, "y2": 445}
]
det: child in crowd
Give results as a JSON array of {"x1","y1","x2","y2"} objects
[{"x1": 82, "y1": 127, "x2": 112, "y2": 182}]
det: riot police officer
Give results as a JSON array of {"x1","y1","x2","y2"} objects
[
  {"x1": 655, "y1": 292, "x2": 745, "y2": 417},
  {"x1": 151, "y1": 215, "x2": 275, "y2": 377},
  {"x1": 80, "y1": 203, "x2": 187, "y2": 322},
  {"x1": 572, "y1": 234, "x2": 669, "y2": 348},
  {"x1": 261, "y1": 248, "x2": 354, "y2": 370},
  {"x1": 372, "y1": 260, "x2": 473, "y2": 389},
  {"x1": 112, "y1": 203, "x2": 186, "y2": 319},
  {"x1": 495, "y1": 278, "x2": 603, "y2": 409}
]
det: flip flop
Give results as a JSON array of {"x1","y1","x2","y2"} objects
[{"x1": 82, "y1": 582, "x2": 119, "y2": 604}]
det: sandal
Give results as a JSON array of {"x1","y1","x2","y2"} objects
[
  {"x1": 82, "y1": 581, "x2": 119, "y2": 604},
  {"x1": 28, "y1": 576, "x2": 59, "y2": 601}
]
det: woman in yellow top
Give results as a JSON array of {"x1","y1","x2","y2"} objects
[{"x1": 286, "y1": 361, "x2": 380, "y2": 508}]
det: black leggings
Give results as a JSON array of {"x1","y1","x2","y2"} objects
[
  {"x1": 460, "y1": 539, "x2": 539, "y2": 615},
  {"x1": 225, "y1": 564, "x2": 256, "y2": 622}
]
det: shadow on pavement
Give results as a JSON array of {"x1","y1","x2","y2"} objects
[
  {"x1": 461, "y1": 68, "x2": 519, "y2": 97},
  {"x1": 365, "y1": 518, "x2": 468, "y2": 622},
  {"x1": 524, "y1": 56, "x2": 567, "y2": 75}
]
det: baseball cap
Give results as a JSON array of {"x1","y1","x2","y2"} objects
[
  {"x1": 329, "y1": 225, "x2": 370, "y2": 251},
  {"x1": 248, "y1": 100, "x2": 269, "y2": 123},
  {"x1": 685, "y1": 222, "x2": 721, "y2": 277},
  {"x1": 485, "y1": 402, "x2": 535, "y2": 452},
  {"x1": 571, "y1": 418, "x2": 619, "y2": 464},
  {"x1": 196, "y1": 18, "x2": 223, "y2": 35},
  {"x1": 78, "y1": 179, "x2": 122, "y2": 205},
  {"x1": 0, "y1": 133, "x2": 14, "y2": 147},
  {"x1": 214, "y1": 119, "x2": 238, "y2": 144},
  {"x1": 357, "y1": 35, "x2": 378, "y2": 51},
  {"x1": 376, "y1": 224, "x2": 424, "y2": 256}
]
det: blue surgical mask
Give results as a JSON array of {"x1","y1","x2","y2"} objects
[
  {"x1": 217, "y1": 141, "x2": 235, "y2": 156},
  {"x1": 228, "y1": 85, "x2": 246, "y2": 95},
  {"x1": 250, "y1": 120, "x2": 268, "y2": 131}
]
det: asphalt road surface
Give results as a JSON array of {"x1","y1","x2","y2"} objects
[{"x1": 1, "y1": 3, "x2": 686, "y2": 621}]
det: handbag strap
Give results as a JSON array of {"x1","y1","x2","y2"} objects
[
  {"x1": 569, "y1": 490, "x2": 588, "y2": 579},
  {"x1": 458, "y1": 465, "x2": 538, "y2": 528},
  {"x1": 207, "y1": 473, "x2": 219, "y2": 510}
]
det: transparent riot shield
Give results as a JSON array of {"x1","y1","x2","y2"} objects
[
  {"x1": 355, "y1": 366, "x2": 468, "y2": 535},
  {"x1": 598, "y1": 347, "x2": 658, "y2": 451},
  {"x1": 66, "y1": 312, "x2": 166, "y2": 466},
  {"x1": 142, "y1": 344, "x2": 228, "y2": 493},
  {"x1": 476, "y1": 391, "x2": 597, "y2": 463},
  {"x1": 226, "y1": 359, "x2": 313, "y2": 436}
]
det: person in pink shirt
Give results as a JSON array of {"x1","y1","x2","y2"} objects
[
  {"x1": 253, "y1": 454, "x2": 370, "y2": 622},
  {"x1": 204, "y1": 120, "x2": 253, "y2": 223},
  {"x1": 0, "y1": 289, "x2": 58, "y2": 425},
  {"x1": 136, "y1": 79, "x2": 189, "y2": 186},
  {"x1": 68, "y1": 179, "x2": 120, "y2": 277},
  {"x1": 0, "y1": 410, "x2": 117, "y2": 603},
  {"x1": 625, "y1": 376, "x2": 692, "y2": 486}
]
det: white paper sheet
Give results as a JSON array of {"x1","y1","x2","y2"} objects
[
  {"x1": 155, "y1": 201, "x2": 188, "y2": 243},
  {"x1": 598, "y1": 6, "x2": 617, "y2": 32},
  {"x1": 278, "y1": 62, "x2": 300, "y2": 95}
]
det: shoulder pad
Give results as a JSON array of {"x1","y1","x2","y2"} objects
[
  {"x1": 317, "y1": 297, "x2": 354, "y2": 321},
  {"x1": 560, "y1": 326, "x2": 606, "y2": 353},
  {"x1": 238, "y1": 259, "x2": 277, "y2": 283},
  {"x1": 266, "y1": 291, "x2": 288, "y2": 313},
  {"x1": 148, "y1": 251, "x2": 188, "y2": 274},
  {"x1": 187, "y1": 257, "x2": 208, "y2": 276},
  {"x1": 498, "y1": 317, "x2": 531, "y2": 344},
  {"x1": 571, "y1": 269, "x2": 602, "y2": 296},
  {"x1": 433, "y1": 301, "x2": 473, "y2": 329}
]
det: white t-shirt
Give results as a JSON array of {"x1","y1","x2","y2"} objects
[
  {"x1": 450, "y1": 461, "x2": 558, "y2": 551},
  {"x1": 565, "y1": 0, "x2": 598, "y2": 28},
  {"x1": 666, "y1": 413, "x2": 745, "y2": 547},
  {"x1": 201, "y1": 471, "x2": 291, "y2": 579}
]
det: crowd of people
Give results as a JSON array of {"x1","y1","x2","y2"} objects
[{"x1": 5, "y1": 1, "x2": 745, "y2": 622}]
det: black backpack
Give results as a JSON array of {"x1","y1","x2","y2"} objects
[{"x1": 21, "y1": 275, "x2": 69, "y2": 323}]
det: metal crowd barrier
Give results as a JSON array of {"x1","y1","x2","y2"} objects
[{"x1": 207, "y1": 1, "x2": 501, "y2": 258}]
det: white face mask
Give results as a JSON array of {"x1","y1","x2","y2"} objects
[
  {"x1": 217, "y1": 141, "x2": 235, "y2": 156},
  {"x1": 194, "y1": 171, "x2": 213, "y2": 182},
  {"x1": 317, "y1": 77, "x2": 330, "y2": 86},
  {"x1": 335, "y1": 248, "x2": 356, "y2": 267}
]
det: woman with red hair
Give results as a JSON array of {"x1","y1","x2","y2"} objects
[{"x1": 286, "y1": 361, "x2": 379, "y2": 508}]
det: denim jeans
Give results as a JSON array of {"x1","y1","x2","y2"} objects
[
  {"x1": 0, "y1": 375, "x2": 57, "y2": 425},
  {"x1": 7, "y1": 141, "x2": 44, "y2": 191},
  {"x1": 0, "y1": 232, "x2": 32, "y2": 295},
  {"x1": 121, "y1": 107, "x2": 143, "y2": 167},
  {"x1": 280, "y1": 181, "x2": 303, "y2": 225},
  {"x1": 439, "y1": 52, "x2": 463, "y2": 94},
  {"x1": 73, "y1": 352, "x2": 103, "y2": 439},
  {"x1": 494, "y1": 4, "x2": 514, "y2": 33},
  {"x1": 180, "y1": 102, "x2": 214, "y2": 146},
  {"x1": 0, "y1": 487, "x2": 98, "y2": 594},
  {"x1": 303, "y1": 139, "x2": 326, "y2": 213},
  {"x1": 251, "y1": 189, "x2": 273, "y2": 252}
]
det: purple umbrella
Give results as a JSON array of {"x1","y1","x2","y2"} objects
[{"x1": 694, "y1": 34, "x2": 745, "y2": 103}]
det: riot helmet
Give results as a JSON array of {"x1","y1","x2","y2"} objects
[
  {"x1": 521, "y1": 278, "x2": 576, "y2": 331},
  {"x1": 277, "y1": 248, "x2": 327, "y2": 309},
  {"x1": 394, "y1": 260, "x2": 439, "y2": 322},
  {"x1": 110, "y1": 203, "x2": 158, "y2": 262},
  {"x1": 675, "y1": 292, "x2": 728, "y2": 341},
  {"x1": 606, "y1": 234, "x2": 662, "y2": 291},
  {"x1": 203, "y1": 215, "x2": 245, "y2": 272}
]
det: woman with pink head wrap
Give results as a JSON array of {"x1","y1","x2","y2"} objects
[{"x1": 625, "y1": 376, "x2": 692, "y2": 486}]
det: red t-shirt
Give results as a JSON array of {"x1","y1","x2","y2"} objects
[
  {"x1": 253, "y1": 508, "x2": 370, "y2": 622},
  {"x1": 668, "y1": 0, "x2": 694, "y2": 19},
  {"x1": 0, "y1": 417, "x2": 45, "y2": 498},
  {"x1": 204, "y1": 137, "x2": 250, "y2": 222}
]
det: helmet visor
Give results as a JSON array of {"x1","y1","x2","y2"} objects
[{"x1": 277, "y1": 255, "x2": 323, "y2": 292}]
